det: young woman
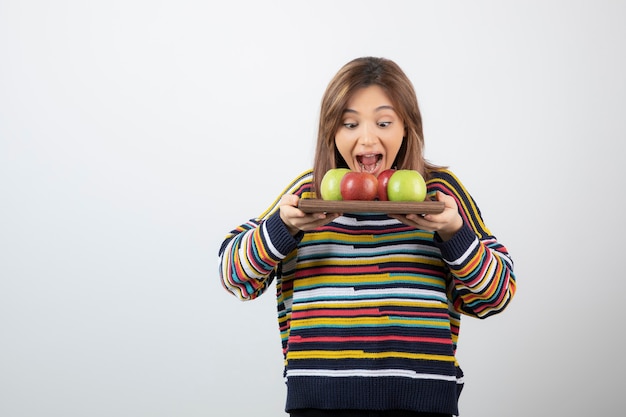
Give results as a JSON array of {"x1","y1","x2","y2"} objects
[{"x1": 218, "y1": 57, "x2": 516, "y2": 417}]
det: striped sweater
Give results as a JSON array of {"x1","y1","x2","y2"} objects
[{"x1": 218, "y1": 169, "x2": 516, "y2": 415}]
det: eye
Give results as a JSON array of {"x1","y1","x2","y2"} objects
[
  {"x1": 343, "y1": 122, "x2": 358, "y2": 129},
  {"x1": 378, "y1": 121, "x2": 392, "y2": 128}
]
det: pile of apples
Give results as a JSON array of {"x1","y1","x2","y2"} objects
[{"x1": 320, "y1": 168, "x2": 426, "y2": 202}]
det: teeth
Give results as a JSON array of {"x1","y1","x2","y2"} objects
[
  {"x1": 357, "y1": 154, "x2": 381, "y2": 173},
  {"x1": 359, "y1": 160, "x2": 380, "y2": 173}
]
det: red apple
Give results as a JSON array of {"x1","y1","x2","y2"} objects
[
  {"x1": 340, "y1": 172, "x2": 378, "y2": 201},
  {"x1": 376, "y1": 168, "x2": 396, "y2": 201}
]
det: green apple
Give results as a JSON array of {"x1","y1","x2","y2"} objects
[
  {"x1": 387, "y1": 169, "x2": 427, "y2": 202},
  {"x1": 320, "y1": 168, "x2": 351, "y2": 200}
]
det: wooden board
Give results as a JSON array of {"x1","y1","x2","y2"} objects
[{"x1": 298, "y1": 199, "x2": 445, "y2": 214}]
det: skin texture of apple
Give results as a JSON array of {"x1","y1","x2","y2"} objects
[
  {"x1": 376, "y1": 168, "x2": 396, "y2": 201},
  {"x1": 340, "y1": 172, "x2": 378, "y2": 201},
  {"x1": 320, "y1": 168, "x2": 351, "y2": 200},
  {"x1": 387, "y1": 170, "x2": 427, "y2": 202}
]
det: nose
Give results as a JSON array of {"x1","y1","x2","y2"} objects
[{"x1": 359, "y1": 123, "x2": 378, "y2": 146}]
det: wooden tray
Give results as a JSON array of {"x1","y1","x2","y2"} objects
[{"x1": 298, "y1": 199, "x2": 445, "y2": 214}]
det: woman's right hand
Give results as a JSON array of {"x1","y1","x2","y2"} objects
[{"x1": 279, "y1": 194, "x2": 341, "y2": 236}]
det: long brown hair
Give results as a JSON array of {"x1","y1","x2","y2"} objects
[{"x1": 312, "y1": 57, "x2": 441, "y2": 196}]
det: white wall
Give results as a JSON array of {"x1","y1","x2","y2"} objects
[{"x1": 1, "y1": 1, "x2": 624, "y2": 416}]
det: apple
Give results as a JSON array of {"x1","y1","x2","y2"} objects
[
  {"x1": 387, "y1": 169, "x2": 427, "y2": 202},
  {"x1": 320, "y1": 168, "x2": 351, "y2": 200},
  {"x1": 340, "y1": 172, "x2": 378, "y2": 201},
  {"x1": 376, "y1": 168, "x2": 396, "y2": 201}
]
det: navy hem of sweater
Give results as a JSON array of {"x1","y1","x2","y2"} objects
[
  {"x1": 434, "y1": 223, "x2": 476, "y2": 263},
  {"x1": 264, "y1": 211, "x2": 301, "y2": 256},
  {"x1": 285, "y1": 377, "x2": 460, "y2": 416}
]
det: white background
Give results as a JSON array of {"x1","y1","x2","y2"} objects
[{"x1": 1, "y1": 1, "x2": 625, "y2": 416}]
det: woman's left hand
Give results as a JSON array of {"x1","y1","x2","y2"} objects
[{"x1": 389, "y1": 191, "x2": 463, "y2": 241}]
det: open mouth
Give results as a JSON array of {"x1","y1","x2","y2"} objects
[{"x1": 356, "y1": 154, "x2": 382, "y2": 173}]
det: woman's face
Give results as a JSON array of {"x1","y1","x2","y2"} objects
[{"x1": 334, "y1": 85, "x2": 405, "y2": 178}]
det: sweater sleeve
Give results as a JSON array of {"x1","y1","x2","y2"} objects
[
  {"x1": 429, "y1": 170, "x2": 517, "y2": 318},
  {"x1": 218, "y1": 170, "x2": 313, "y2": 301}
]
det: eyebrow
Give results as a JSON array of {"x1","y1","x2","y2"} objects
[{"x1": 343, "y1": 105, "x2": 395, "y2": 114}]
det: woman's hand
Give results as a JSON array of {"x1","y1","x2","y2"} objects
[
  {"x1": 389, "y1": 191, "x2": 463, "y2": 241},
  {"x1": 279, "y1": 194, "x2": 341, "y2": 236}
]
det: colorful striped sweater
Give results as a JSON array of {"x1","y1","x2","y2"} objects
[{"x1": 218, "y1": 169, "x2": 516, "y2": 415}]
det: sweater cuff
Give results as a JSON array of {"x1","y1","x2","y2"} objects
[
  {"x1": 264, "y1": 211, "x2": 301, "y2": 257},
  {"x1": 434, "y1": 223, "x2": 477, "y2": 263}
]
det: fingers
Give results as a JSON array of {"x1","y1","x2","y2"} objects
[
  {"x1": 436, "y1": 191, "x2": 458, "y2": 210},
  {"x1": 388, "y1": 213, "x2": 426, "y2": 230},
  {"x1": 303, "y1": 212, "x2": 341, "y2": 229},
  {"x1": 291, "y1": 212, "x2": 341, "y2": 232},
  {"x1": 405, "y1": 213, "x2": 435, "y2": 229},
  {"x1": 280, "y1": 193, "x2": 300, "y2": 208},
  {"x1": 279, "y1": 194, "x2": 341, "y2": 234}
]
